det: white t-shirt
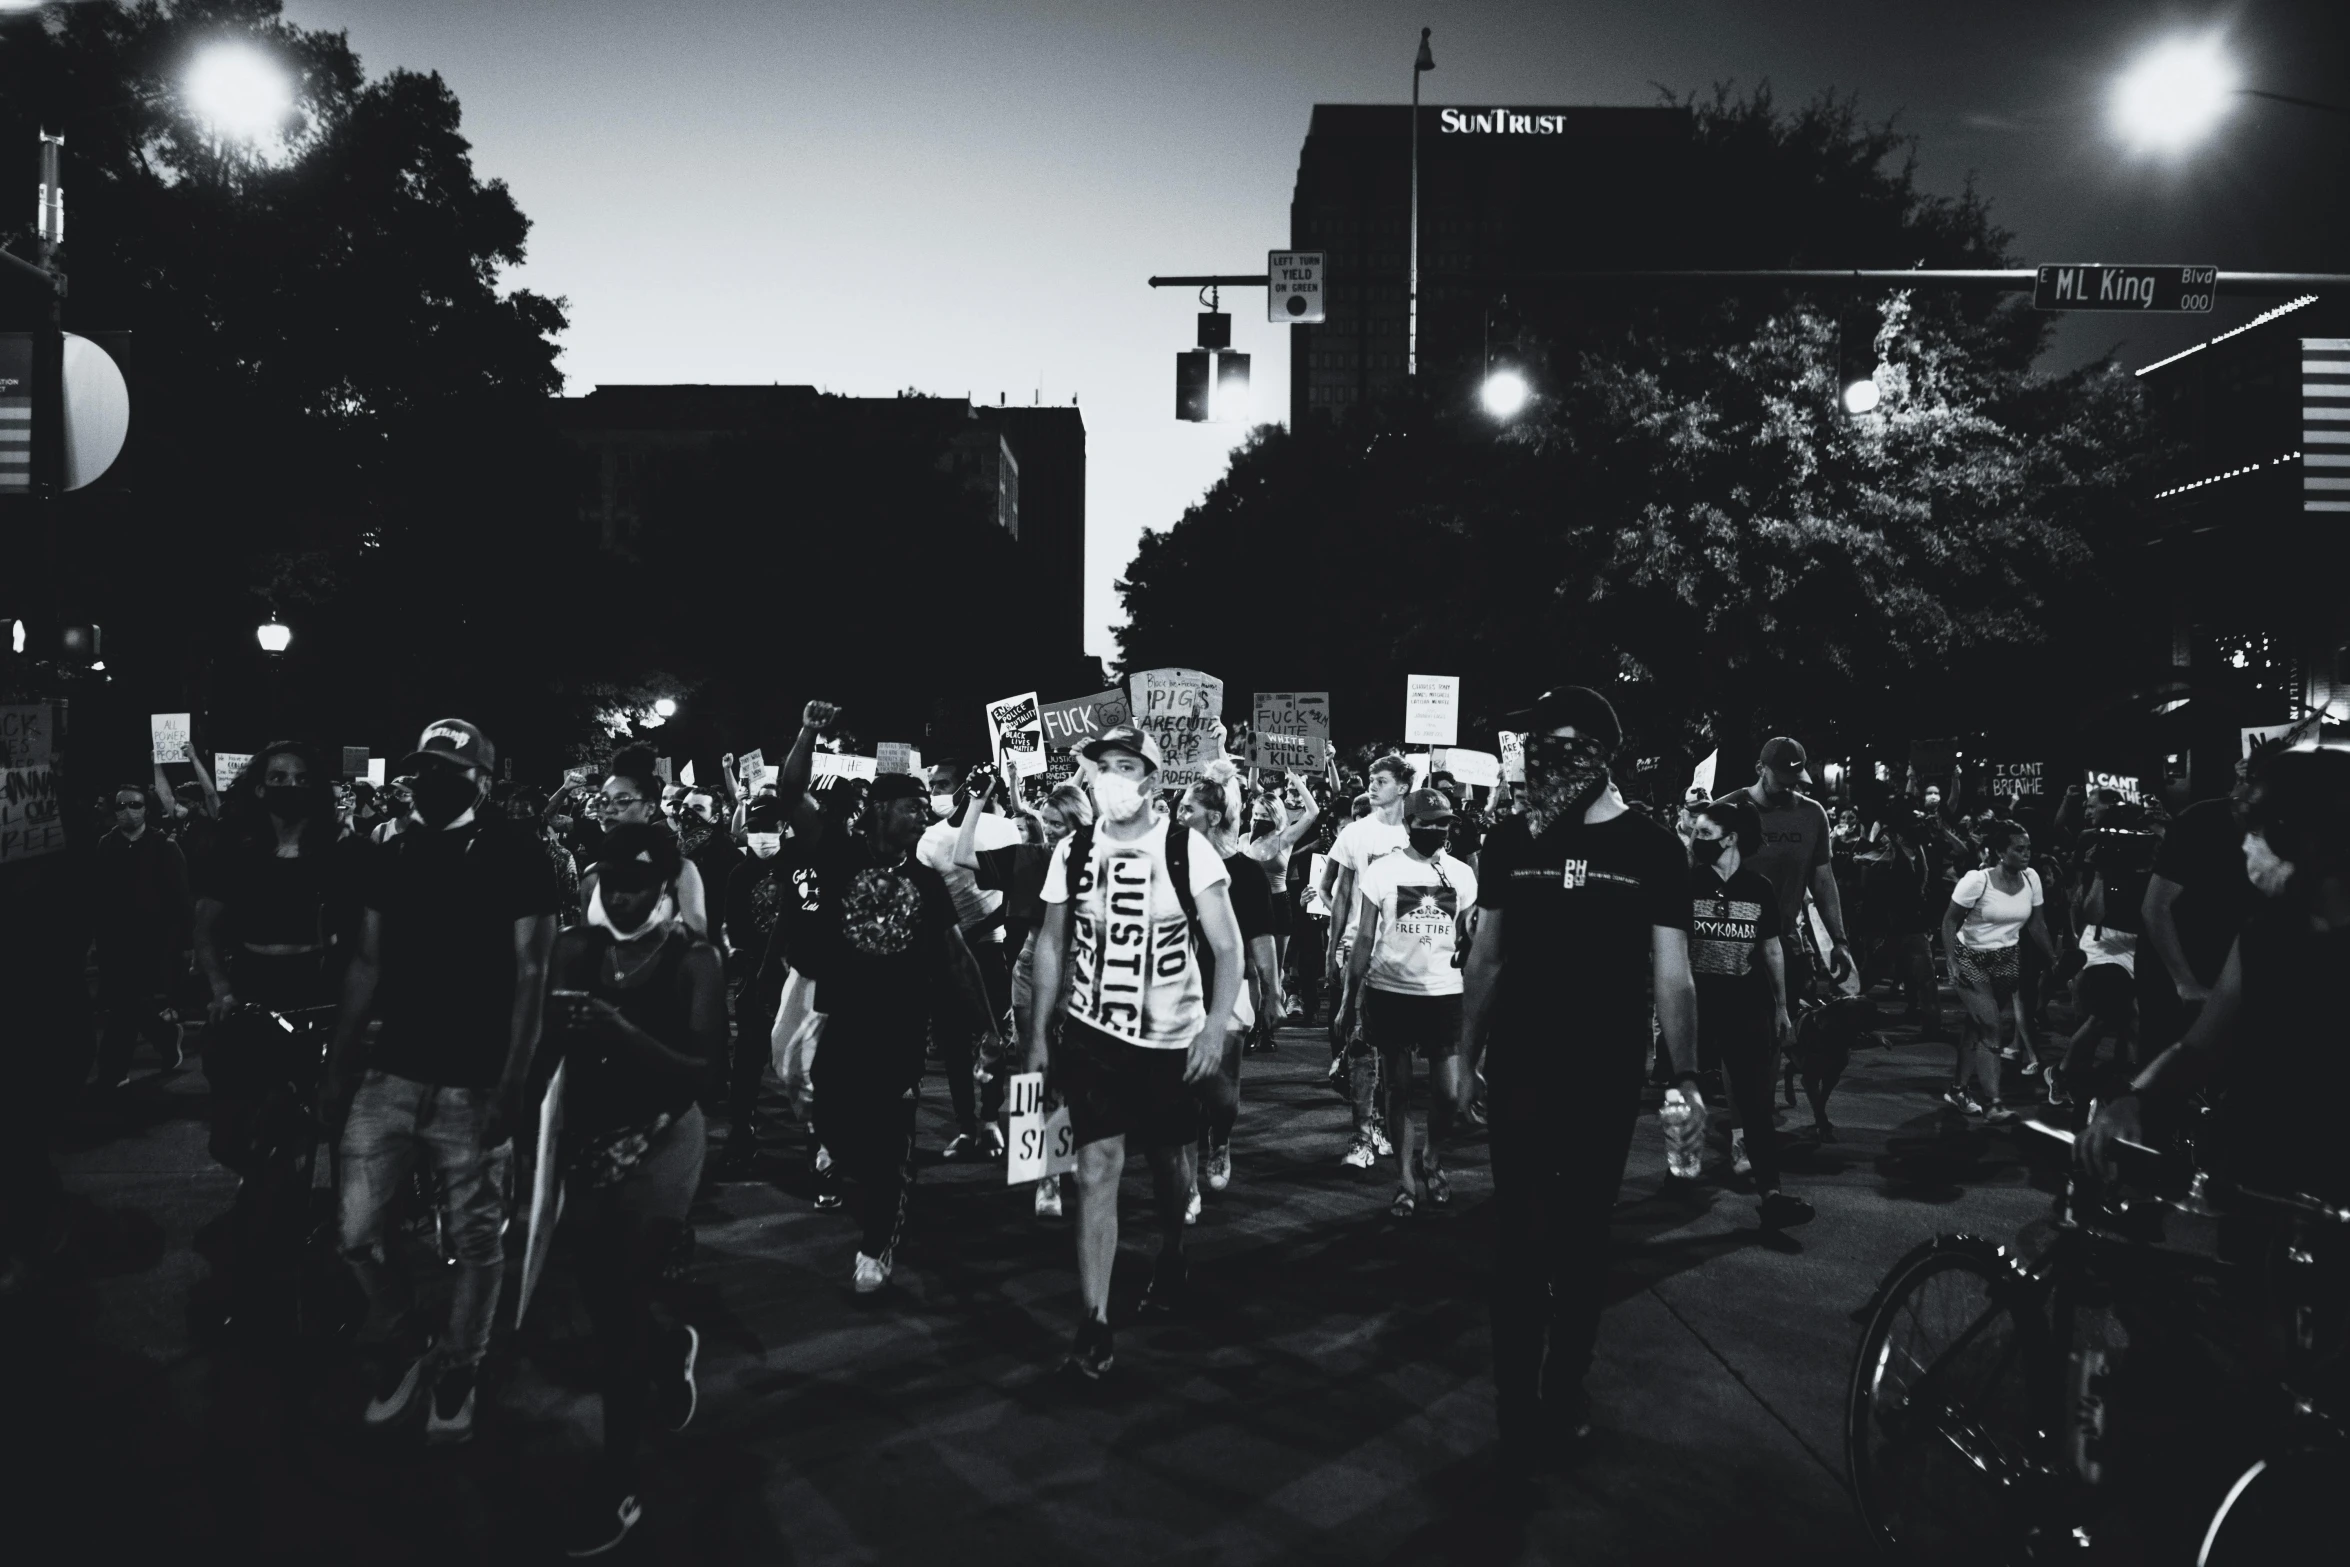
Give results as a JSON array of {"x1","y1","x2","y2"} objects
[
  {"x1": 2077, "y1": 923, "x2": 2137, "y2": 975},
  {"x1": 917, "y1": 812, "x2": 1024, "y2": 944},
  {"x1": 1042, "y1": 819, "x2": 1230, "y2": 1050},
  {"x1": 1952, "y1": 866, "x2": 2042, "y2": 951},
  {"x1": 1357, "y1": 850, "x2": 1478, "y2": 997}
]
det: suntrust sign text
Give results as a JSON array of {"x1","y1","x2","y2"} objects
[{"x1": 1438, "y1": 108, "x2": 1571, "y2": 135}]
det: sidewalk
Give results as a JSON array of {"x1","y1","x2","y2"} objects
[{"x1": 13, "y1": 1013, "x2": 2066, "y2": 1563}]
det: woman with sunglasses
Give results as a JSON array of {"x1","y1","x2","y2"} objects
[
  {"x1": 91, "y1": 783, "x2": 193, "y2": 1093},
  {"x1": 545, "y1": 823, "x2": 725, "y2": 1557},
  {"x1": 586, "y1": 747, "x2": 711, "y2": 938}
]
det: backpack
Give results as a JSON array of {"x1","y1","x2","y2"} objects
[{"x1": 1061, "y1": 820, "x2": 1215, "y2": 1001}]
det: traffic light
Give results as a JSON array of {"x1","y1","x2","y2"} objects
[
  {"x1": 1176, "y1": 350, "x2": 1211, "y2": 422},
  {"x1": 1197, "y1": 311, "x2": 1231, "y2": 351},
  {"x1": 59, "y1": 622, "x2": 100, "y2": 664},
  {"x1": 1215, "y1": 351, "x2": 1250, "y2": 420}
]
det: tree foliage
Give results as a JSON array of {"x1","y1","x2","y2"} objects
[{"x1": 1116, "y1": 88, "x2": 2157, "y2": 768}]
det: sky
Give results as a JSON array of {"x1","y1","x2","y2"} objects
[{"x1": 276, "y1": 0, "x2": 2348, "y2": 661}]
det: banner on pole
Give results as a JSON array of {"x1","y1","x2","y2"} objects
[
  {"x1": 1404, "y1": 675, "x2": 1459, "y2": 747},
  {"x1": 987, "y1": 691, "x2": 1046, "y2": 779},
  {"x1": 1127, "y1": 667, "x2": 1224, "y2": 788},
  {"x1": 150, "y1": 713, "x2": 192, "y2": 766}
]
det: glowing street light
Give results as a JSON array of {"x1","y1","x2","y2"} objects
[
  {"x1": 2110, "y1": 33, "x2": 2239, "y2": 154},
  {"x1": 652, "y1": 697, "x2": 678, "y2": 720},
  {"x1": 184, "y1": 40, "x2": 295, "y2": 147},
  {"x1": 1842, "y1": 376, "x2": 1882, "y2": 416},
  {"x1": 255, "y1": 613, "x2": 291, "y2": 654},
  {"x1": 1479, "y1": 368, "x2": 1530, "y2": 421}
]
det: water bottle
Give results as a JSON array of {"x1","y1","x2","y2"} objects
[{"x1": 1662, "y1": 1085, "x2": 1706, "y2": 1179}]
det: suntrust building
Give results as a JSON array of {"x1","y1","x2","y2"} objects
[{"x1": 1288, "y1": 103, "x2": 1694, "y2": 427}]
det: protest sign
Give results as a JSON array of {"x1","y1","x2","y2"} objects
[
  {"x1": 1, "y1": 704, "x2": 65, "y2": 864},
  {"x1": 1690, "y1": 748, "x2": 1718, "y2": 799},
  {"x1": 2241, "y1": 718, "x2": 2318, "y2": 758},
  {"x1": 1040, "y1": 690, "x2": 1130, "y2": 752},
  {"x1": 515, "y1": 1059, "x2": 566, "y2": 1329},
  {"x1": 1499, "y1": 731, "x2": 1526, "y2": 784},
  {"x1": 151, "y1": 713, "x2": 192, "y2": 766},
  {"x1": 652, "y1": 757, "x2": 673, "y2": 785},
  {"x1": 215, "y1": 752, "x2": 253, "y2": 791},
  {"x1": 1005, "y1": 1071, "x2": 1077, "y2": 1185},
  {"x1": 1127, "y1": 667, "x2": 1224, "y2": 788},
  {"x1": 679, "y1": 760, "x2": 697, "y2": 787},
  {"x1": 1301, "y1": 852, "x2": 1331, "y2": 916},
  {"x1": 1986, "y1": 760, "x2": 2046, "y2": 801},
  {"x1": 366, "y1": 758, "x2": 386, "y2": 787},
  {"x1": 339, "y1": 746, "x2": 368, "y2": 780},
  {"x1": 811, "y1": 753, "x2": 879, "y2": 785},
  {"x1": 1447, "y1": 748, "x2": 1500, "y2": 788},
  {"x1": 2084, "y1": 768, "x2": 2147, "y2": 805},
  {"x1": 737, "y1": 748, "x2": 770, "y2": 790},
  {"x1": 1404, "y1": 675, "x2": 1459, "y2": 746},
  {"x1": 1250, "y1": 691, "x2": 1329, "y2": 772},
  {"x1": 986, "y1": 691, "x2": 1046, "y2": 779},
  {"x1": 876, "y1": 741, "x2": 922, "y2": 777},
  {"x1": 1909, "y1": 738, "x2": 1961, "y2": 782}
]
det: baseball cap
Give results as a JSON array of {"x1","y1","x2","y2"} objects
[
  {"x1": 1758, "y1": 736, "x2": 1808, "y2": 771},
  {"x1": 396, "y1": 717, "x2": 494, "y2": 775},
  {"x1": 1504, "y1": 686, "x2": 1623, "y2": 750},
  {"x1": 1078, "y1": 722, "x2": 1163, "y2": 772},
  {"x1": 1403, "y1": 788, "x2": 1455, "y2": 825},
  {"x1": 869, "y1": 772, "x2": 929, "y2": 805}
]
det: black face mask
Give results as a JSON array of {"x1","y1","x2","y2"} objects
[
  {"x1": 264, "y1": 785, "x2": 314, "y2": 821},
  {"x1": 411, "y1": 769, "x2": 482, "y2": 829},
  {"x1": 1408, "y1": 825, "x2": 1450, "y2": 856},
  {"x1": 1690, "y1": 838, "x2": 1726, "y2": 867}
]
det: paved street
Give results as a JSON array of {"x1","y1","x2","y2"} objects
[{"x1": 15, "y1": 1012, "x2": 2065, "y2": 1565}]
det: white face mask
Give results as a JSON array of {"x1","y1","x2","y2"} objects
[
  {"x1": 585, "y1": 880, "x2": 676, "y2": 942},
  {"x1": 1092, "y1": 772, "x2": 1149, "y2": 823},
  {"x1": 748, "y1": 832, "x2": 781, "y2": 859},
  {"x1": 930, "y1": 794, "x2": 956, "y2": 819},
  {"x1": 2244, "y1": 831, "x2": 2294, "y2": 897}
]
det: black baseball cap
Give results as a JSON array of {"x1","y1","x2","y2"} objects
[
  {"x1": 1403, "y1": 788, "x2": 1455, "y2": 825},
  {"x1": 396, "y1": 717, "x2": 494, "y2": 775},
  {"x1": 869, "y1": 773, "x2": 929, "y2": 805},
  {"x1": 1505, "y1": 687, "x2": 1623, "y2": 750}
]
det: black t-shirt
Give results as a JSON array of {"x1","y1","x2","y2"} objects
[
  {"x1": 194, "y1": 831, "x2": 368, "y2": 951},
  {"x1": 1475, "y1": 808, "x2": 1690, "y2": 1101},
  {"x1": 363, "y1": 817, "x2": 561, "y2": 1088},
  {"x1": 724, "y1": 853, "x2": 793, "y2": 960},
  {"x1": 1863, "y1": 846, "x2": 1938, "y2": 935},
  {"x1": 804, "y1": 829, "x2": 953, "y2": 1027},
  {"x1": 94, "y1": 828, "x2": 188, "y2": 943},
  {"x1": 2219, "y1": 905, "x2": 2349, "y2": 1201},
  {"x1": 1688, "y1": 862, "x2": 1777, "y2": 983},
  {"x1": 2151, "y1": 798, "x2": 2255, "y2": 986},
  {"x1": 1223, "y1": 852, "x2": 1274, "y2": 942}
]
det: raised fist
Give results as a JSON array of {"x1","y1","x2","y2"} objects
[{"x1": 802, "y1": 700, "x2": 839, "y2": 732}]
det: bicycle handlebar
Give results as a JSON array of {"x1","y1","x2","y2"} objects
[{"x1": 2023, "y1": 1115, "x2": 2349, "y2": 1229}]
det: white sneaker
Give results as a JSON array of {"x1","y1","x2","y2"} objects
[
  {"x1": 1183, "y1": 1190, "x2": 1202, "y2": 1226},
  {"x1": 852, "y1": 1251, "x2": 893, "y2": 1293},
  {"x1": 1369, "y1": 1126, "x2": 1395, "y2": 1159},
  {"x1": 1731, "y1": 1128, "x2": 1752, "y2": 1177},
  {"x1": 1033, "y1": 1178, "x2": 1062, "y2": 1218},
  {"x1": 1341, "y1": 1137, "x2": 1377, "y2": 1169},
  {"x1": 1203, "y1": 1144, "x2": 1231, "y2": 1192}
]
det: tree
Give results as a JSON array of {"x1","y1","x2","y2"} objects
[{"x1": 1115, "y1": 88, "x2": 2158, "y2": 773}]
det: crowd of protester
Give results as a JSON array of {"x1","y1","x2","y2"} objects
[{"x1": 9, "y1": 687, "x2": 2344, "y2": 1547}]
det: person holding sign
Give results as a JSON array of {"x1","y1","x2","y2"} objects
[
  {"x1": 1338, "y1": 789, "x2": 1476, "y2": 1218},
  {"x1": 543, "y1": 823, "x2": 724, "y2": 1557},
  {"x1": 1242, "y1": 772, "x2": 1320, "y2": 1045},
  {"x1": 1026, "y1": 724, "x2": 1244, "y2": 1380}
]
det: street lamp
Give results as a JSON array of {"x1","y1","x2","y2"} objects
[
  {"x1": 652, "y1": 697, "x2": 678, "y2": 720},
  {"x1": 2110, "y1": 33, "x2": 2238, "y2": 154},
  {"x1": 184, "y1": 40, "x2": 295, "y2": 149},
  {"x1": 256, "y1": 612, "x2": 291, "y2": 654},
  {"x1": 1409, "y1": 26, "x2": 1434, "y2": 378},
  {"x1": 1479, "y1": 369, "x2": 1530, "y2": 420},
  {"x1": 1842, "y1": 376, "x2": 1882, "y2": 416}
]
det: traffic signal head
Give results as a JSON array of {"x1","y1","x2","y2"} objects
[
  {"x1": 1197, "y1": 311, "x2": 1232, "y2": 351},
  {"x1": 1176, "y1": 350, "x2": 1211, "y2": 422},
  {"x1": 59, "y1": 623, "x2": 101, "y2": 663},
  {"x1": 1214, "y1": 351, "x2": 1250, "y2": 421}
]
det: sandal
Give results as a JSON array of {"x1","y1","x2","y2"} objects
[{"x1": 1389, "y1": 1188, "x2": 1418, "y2": 1219}]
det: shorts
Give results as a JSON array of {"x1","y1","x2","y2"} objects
[
  {"x1": 1058, "y1": 1019, "x2": 1199, "y2": 1150},
  {"x1": 1264, "y1": 888, "x2": 1295, "y2": 939},
  {"x1": 2075, "y1": 962, "x2": 2135, "y2": 1029},
  {"x1": 1364, "y1": 987, "x2": 1461, "y2": 1060}
]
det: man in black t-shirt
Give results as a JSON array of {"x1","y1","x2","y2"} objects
[
  {"x1": 1457, "y1": 687, "x2": 1701, "y2": 1484},
  {"x1": 714, "y1": 800, "x2": 794, "y2": 1178},
  {"x1": 323, "y1": 718, "x2": 559, "y2": 1446},
  {"x1": 2140, "y1": 766, "x2": 2258, "y2": 1057}
]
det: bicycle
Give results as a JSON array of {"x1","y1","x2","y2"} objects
[{"x1": 1845, "y1": 1111, "x2": 2348, "y2": 1564}]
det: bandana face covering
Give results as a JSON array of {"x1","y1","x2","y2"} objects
[
  {"x1": 1522, "y1": 737, "x2": 1611, "y2": 839},
  {"x1": 1091, "y1": 772, "x2": 1150, "y2": 824}
]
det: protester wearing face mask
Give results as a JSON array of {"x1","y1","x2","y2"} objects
[
  {"x1": 714, "y1": 799, "x2": 794, "y2": 1179},
  {"x1": 321, "y1": 717, "x2": 561, "y2": 1447},
  {"x1": 543, "y1": 823, "x2": 723, "y2": 1556},
  {"x1": 674, "y1": 785, "x2": 740, "y2": 933},
  {"x1": 2082, "y1": 747, "x2": 2350, "y2": 1207},
  {"x1": 1324, "y1": 754, "x2": 1413, "y2": 1167},
  {"x1": 90, "y1": 784, "x2": 193, "y2": 1097},
  {"x1": 1173, "y1": 767, "x2": 1278, "y2": 1216},
  {"x1": 587, "y1": 749, "x2": 711, "y2": 938}
]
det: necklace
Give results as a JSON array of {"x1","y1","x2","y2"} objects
[{"x1": 606, "y1": 929, "x2": 668, "y2": 986}]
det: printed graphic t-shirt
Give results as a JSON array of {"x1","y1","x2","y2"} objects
[
  {"x1": 807, "y1": 833, "x2": 953, "y2": 1026},
  {"x1": 1042, "y1": 819, "x2": 1228, "y2": 1050},
  {"x1": 918, "y1": 813, "x2": 1025, "y2": 944},
  {"x1": 1357, "y1": 850, "x2": 1478, "y2": 996},
  {"x1": 1687, "y1": 863, "x2": 1778, "y2": 981},
  {"x1": 1716, "y1": 787, "x2": 1831, "y2": 937}
]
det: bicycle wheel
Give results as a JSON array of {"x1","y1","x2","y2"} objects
[
  {"x1": 2197, "y1": 1447, "x2": 2350, "y2": 1567},
  {"x1": 1848, "y1": 1235, "x2": 2054, "y2": 1563}
]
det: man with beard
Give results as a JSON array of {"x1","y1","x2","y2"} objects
[
  {"x1": 1027, "y1": 725, "x2": 1244, "y2": 1379},
  {"x1": 1457, "y1": 687, "x2": 1698, "y2": 1487},
  {"x1": 323, "y1": 719, "x2": 560, "y2": 1444}
]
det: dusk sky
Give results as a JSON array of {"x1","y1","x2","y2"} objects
[{"x1": 281, "y1": 0, "x2": 2346, "y2": 661}]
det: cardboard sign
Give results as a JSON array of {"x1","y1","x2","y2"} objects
[
  {"x1": 514, "y1": 1059, "x2": 566, "y2": 1329},
  {"x1": 150, "y1": 713, "x2": 192, "y2": 766},
  {"x1": 1040, "y1": 690, "x2": 1130, "y2": 752},
  {"x1": 1005, "y1": 1071, "x2": 1078, "y2": 1185},
  {"x1": 737, "y1": 748, "x2": 770, "y2": 791},
  {"x1": 1690, "y1": 748, "x2": 1718, "y2": 800},
  {"x1": 1499, "y1": 731, "x2": 1526, "y2": 784},
  {"x1": 1986, "y1": 760, "x2": 2045, "y2": 800},
  {"x1": 1248, "y1": 730, "x2": 1321, "y2": 771},
  {"x1": 876, "y1": 741, "x2": 922, "y2": 777},
  {"x1": 987, "y1": 691, "x2": 1046, "y2": 779},
  {"x1": 214, "y1": 752, "x2": 253, "y2": 791},
  {"x1": 1909, "y1": 738, "x2": 1962, "y2": 778},
  {"x1": 1406, "y1": 752, "x2": 1432, "y2": 787},
  {"x1": 339, "y1": 746, "x2": 368, "y2": 780},
  {"x1": 1252, "y1": 691, "x2": 1329, "y2": 746},
  {"x1": 2085, "y1": 769, "x2": 2147, "y2": 805},
  {"x1": 653, "y1": 757, "x2": 673, "y2": 785},
  {"x1": 1404, "y1": 675, "x2": 1459, "y2": 746},
  {"x1": 1127, "y1": 667, "x2": 1224, "y2": 788},
  {"x1": 810, "y1": 753, "x2": 879, "y2": 784},
  {"x1": 1, "y1": 704, "x2": 65, "y2": 864},
  {"x1": 366, "y1": 758, "x2": 386, "y2": 787},
  {"x1": 2241, "y1": 719, "x2": 2318, "y2": 758},
  {"x1": 1447, "y1": 747, "x2": 1500, "y2": 788}
]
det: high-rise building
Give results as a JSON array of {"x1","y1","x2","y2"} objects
[{"x1": 1288, "y1": 104, "x2": 1694, "y2": 427}]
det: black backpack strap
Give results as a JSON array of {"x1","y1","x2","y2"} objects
[
  {"x1": 1063, "y1": 824, "x2": 1095, "y2": 903},
  {"x1": 1165, "y1": 823, "x2": 1201, "y2": 935}
]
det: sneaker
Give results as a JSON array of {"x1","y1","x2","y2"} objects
[
  {"x1": 2046, "y1": 1082, "x2": 2074, "y2": 1108},
  {"x1": 1465, "y1": 1100, "x2": 1488, "y2": 1129},
  {"x1": 1983, "y1": 1103, "x2": 2020, "y2": 1126},
  {"x1": 1421, "y1": 1161, "x2": 1451, "y2": 1207},
  {"x1": 1033, "y1": 1178, "x2": 1063, "y2": 1218},
  {"x1": 1369, "y1": 1125, "x2": 1395, "y2": 1159},
  {"x1": 813, "y1": 1144, "x2": 834, "y2": 1173},
  {"x1": 1139, "y1": 1250, "x2": 1189, "y2": 1316},
  {"x1": 364, "y1": 1350, "x2": 429, "y2": 1427},
  {"x1": 1182, "y1": 1190, "x2": 1202, "y2": 1226},
  {"x1": 1759, "y1": 1190, "x2": 1816, "y2": 1229},
  {"x1": 2021, "y1": 1057, "x2": 2043, "y2": 1077},
  {"x1": 563, "y1": 1488, "x2": 644, "y2": 1559},
  {"x1": 1341, "y1": 1136, "x2": 1377, "y2": 1170},
  {"x1": 980, "y1": 1123, "x2": 1007, "y2": 1159},
  {"x1": 1939, "y1": 1087, "x2": 1984, "y2": 1116},
  {"x1": 812, "y1": 1170, "x2": 845, "y2": 1211},
  {"x1": 654, "y1": 1324, "x2": 698, "y2": 1433},
  {"x1": 1203, "y1": 1143, "x2": 1231, "y2": 1193},
  {"x1": 425, "y1": 1366, "x2": 477, "y2": 1445},
  {"x1": 1730, "y1": 1128, "x2": 1752, "y2": 1177},
  {"x1": 852, "y1": 1251, "x2": 892, "y2": 1294},
  {"x1": 1325, "y1": 1056, "x2": 1347, "y2": 1091},
  {"x1": 939, "y1": 1132, "x2": 983, "y2": 1162},
  {"x1": 1062, "y1": 1315, "x2": 1114, "y2": 1380}
]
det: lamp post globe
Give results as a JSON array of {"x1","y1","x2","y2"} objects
[
  {"x1": 652, "y1": 697, "x2": 678, "y2": 720},
  {"x1": 1479, "y1": 369, "x2": 1530, "y2": 420},
  {"x1": 1842, "y1": 377, "x2": 1882, "y2": 416},
  {"x1": 185, "y1": 40, "x2": 296, "y2": 146},
  {"x1": 256, "y1": 615, "x2": 291, "y2": 655},
  {"x1": 2111, "y1": 33, "x2": 2238, "y2": 154}
]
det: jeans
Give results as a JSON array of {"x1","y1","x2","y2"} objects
[
  {"x1": 725, "y1": 961, "x2": 784, "y2": 1146},
  {"x1": 337, "y1": 1069, "x2": 511, "y2": 1370}
]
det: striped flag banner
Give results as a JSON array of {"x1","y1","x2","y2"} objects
[
  {"x1": 0, "y1": 332, "x2": 30, "y2": 493},
  {"x1": 2304, "y1": 337, "x2": 2350, "y2": 514}
]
